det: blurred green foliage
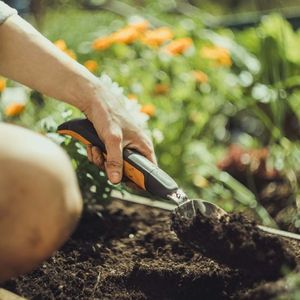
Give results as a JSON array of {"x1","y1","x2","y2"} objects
[{"x1": 2, "y1": 4, "x2": 300, "y2": 229}]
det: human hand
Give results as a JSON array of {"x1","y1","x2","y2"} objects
[
  {"x1": 0, "y1": 14, "x2": 155, "y2": 184},
  {"x1": 83, "y1": 75, "x2": 157, "y2": 184}
]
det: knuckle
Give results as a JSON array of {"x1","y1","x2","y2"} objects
[
  {"x1": 142, "y1": 142, "x2": 154, "y2": 155},
  {"x1": 106, "y1": 160, "x2": 123, "y2": 168},
  {"x1": 91, "y1": 146, "x2": 98, "y2": 155},
  {"x1": 142, "y1": 147, "x2": 152, "y2": 157},
  {"x1": 107, "y1": 133, "x2": 122, "y2": 145}
]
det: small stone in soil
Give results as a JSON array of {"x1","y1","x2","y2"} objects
[{"x1": 171, "y1": 211, "x2": 297, "y2": 279}]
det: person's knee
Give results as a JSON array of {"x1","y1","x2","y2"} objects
[{"x1": 0, "y1": 123, "x2": 83, "y2": 282}]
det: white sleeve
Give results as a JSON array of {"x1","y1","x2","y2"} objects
[{"x1": 0, "y1": 1, "x2": 17, "y2": 25}]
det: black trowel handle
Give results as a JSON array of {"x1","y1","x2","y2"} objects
[{"x1": 57, "y1": 118, "x2": 179, "y2": 199}]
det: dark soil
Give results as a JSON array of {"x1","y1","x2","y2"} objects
[
  {"x1": 2, "y1": 201, "x2": 300, "y2": 300},
  {"x1": 171, "y1": 211, "x2": 296, "y2": 280}
]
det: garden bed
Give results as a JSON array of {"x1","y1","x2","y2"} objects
[{"x1": 2, "y1": 200, "x2": 300, "y2": 300}]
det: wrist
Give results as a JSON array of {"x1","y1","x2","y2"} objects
[{"x1": 65, "y1": 66, "x2": 102, "y2": 112}]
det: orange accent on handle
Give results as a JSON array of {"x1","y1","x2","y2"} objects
[
  {"x1": 124, "y1": 161, "x2": 146, "y2": 190},
  {"x1": 58, "y1": 128, "x2": 146, "y2": 190},
  {"x1": 58, "y1": 129, "x2": 92, "y2": 146}
]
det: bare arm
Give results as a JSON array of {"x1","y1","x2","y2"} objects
[
  {"x1": 0, "y1": 14, "x2": 156, "y2": 183},
  {"x1": 0, "y1": 14, "x2": 96, "y2": 111}
]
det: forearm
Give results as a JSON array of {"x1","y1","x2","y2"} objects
[
  {"x1": 0, "y1": 14, "x2": 99, "y2": 111},
  {"x1": 0, "y1": 10, "x2": 156, "y2": 183}
]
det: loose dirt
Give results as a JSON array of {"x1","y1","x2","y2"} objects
[
  {"x1": 2, "y1": 201, "x2": 300, "y2": 300},
  {"x1": 171, "y1": 211, "x2": 296, "y2": 280}
]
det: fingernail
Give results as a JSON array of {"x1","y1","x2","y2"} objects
[{"x1": 110, "y1": 171, "x2": 120, "y2": 183}]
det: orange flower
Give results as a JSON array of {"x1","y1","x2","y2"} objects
[
  {"x1": 192, "y1": 70, "x2": 208, "y2": 83},
  {"x1": 141, "y1": 104, "x2": 156, "y2": 117},
  {"x1": 0, "y1": 77, "x2": 7, "y2": 92},
  {"x1": 141, "y1": 27, "x2": 173, "y2": 47},
  {"x1": 54, "y1": 39, "x2": 77, "y2": 60},
  {"x1": 5, "y1": 103, "x2": 25, "y2": 117},
  {"x1": 111, "y1": 27, "x2": 140, "y2": 44},
  {"x1": 154, "y1": 83, "x2": 169, "y2": 95},
  {"x1": 54, "y1": 39, "x2": 67, "y2": 51},
  {"x1": 128, "y1": 93, "x2": 138, "y2": 101},
  {"x1": 164, "y1": 38, "x2": 193, "y2": 55},
  {"x1": 64, "y1": 49, "x2": 77, "y2": 60},
  {"x1": 92, "y1": 36, "x2": 114, "y2": 51},
  {"x1": 129, "y1": 20, "x2": 150, "y2": 33},
  {"x1": 201, "y1": 46, "x2": 232, "y2": 67},
  {"x1": 84, "y1": 60, "x2": 99, "y2": 73}
]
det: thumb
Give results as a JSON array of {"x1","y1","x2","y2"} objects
[{"x1": 103, "y1": 132, "x2": 123, "y2": 184}]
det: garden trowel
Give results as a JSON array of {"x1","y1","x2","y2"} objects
[
  {"x1": 57, "y1": 118, "x2": 192, "y2": 207},
  {"x1": 58, "y1": 118, "x2": 300, "y2": 241}
]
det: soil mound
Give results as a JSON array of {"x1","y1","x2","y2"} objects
[
  {"x1": 171, "y1": 211, "x2": 296, "y2": 279},
  {"x1": 2, "y1": 202, "x2": 300, "y2": 299}
]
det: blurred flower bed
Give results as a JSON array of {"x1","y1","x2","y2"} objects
[{"x1": 1, "y1": 7, "x2": 300, "y2": 230}]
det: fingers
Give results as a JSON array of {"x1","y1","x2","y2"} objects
[
  {"x1": 86, "y1": 145, "x2": 92, "y2": 162},
  {"x1": 141, "y1": 143, "x2": 157, "y2": 165},
  {"x1": 102, "y1": 130, "x2": 123, "y2": 184},
  {"x1": 92, "y1": 146, "x2": 105, "y2": 169},
  {"x1": 128, "y1": 135, "x2": 157, "y2": 165},
  {"x1": 86, "y1": 124, "x2": 124, "y2": 184},
  {"x1": 86, "y1": 145, "x2": 105, "y2": 170},
  {"x1": 86, "y1": 112, "x2": 156, "y2": 185}
]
